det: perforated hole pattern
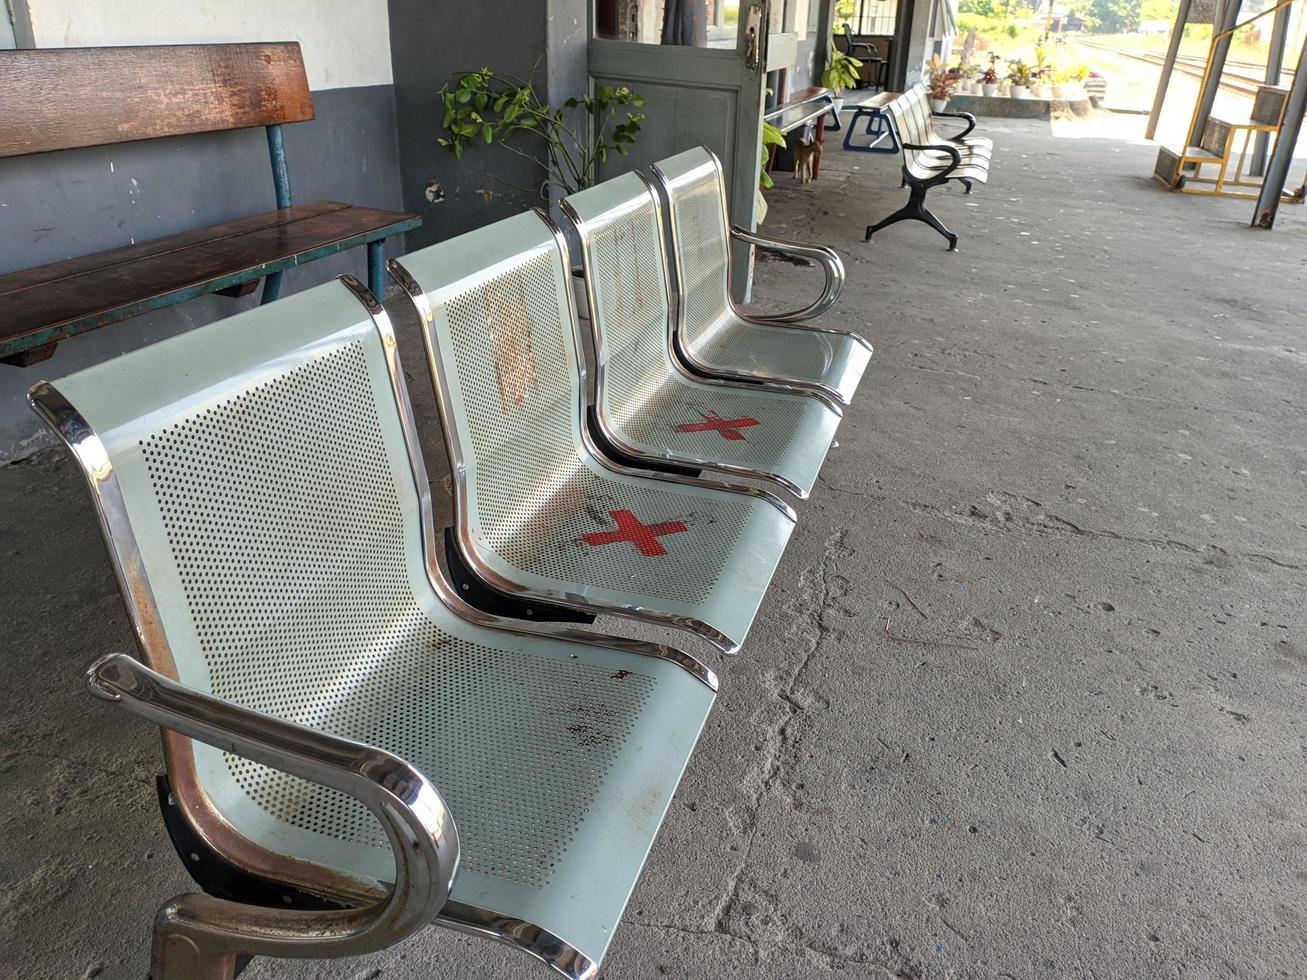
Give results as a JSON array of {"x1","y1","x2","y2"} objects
[
  {"x1": 587, "y1": 202, "x2": 810, "y2": 470},
  {"x1": 140, "y1": 341, "x2": 658, "y2": 888},
  {"x1": 439, "y1": 246, "x2": 755, "y2": 605},
  {"x1": 669, "y1": 169, "x2": 734, "y2": 359},
  {"x1": 668, "y1": 172, "x2": 840, "y2": 386}
]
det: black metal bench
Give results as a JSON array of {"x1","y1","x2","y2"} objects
[
  {"x1": 0, "y1": 43, "x2": 419, "y2": 366},
  {"x1": 863, "y1": 84, "x2": 994, "y2": 250}
]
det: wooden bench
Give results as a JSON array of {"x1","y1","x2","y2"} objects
[
  {"x1": 864, "y1": 83, "x2": 993, "y2": 251},
  {"x1": 29, "y1": 272, "x2": 716, "y2": 979},
  {"x1": 0, "y1": 43, "x2": 420, "y2": 366}
]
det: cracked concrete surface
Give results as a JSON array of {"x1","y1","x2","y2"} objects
[{"x1": 2, "y1": 116, "x2": 1305, "y2": 979}]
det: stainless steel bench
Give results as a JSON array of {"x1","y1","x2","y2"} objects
[
  {"x1": 649, "y1": 147, "x2": 872, "y2": 409},
  {"x1": 28, "y1": 275, "x2": 717, "y2": 979},
  {"x1": 863, "y1": 84, "x2": 994, "y2": 251},
  {"x1": 389, "y1": 210, "x2": 797, "y2": 655},
  {"x1": 561, "y1": 171, "x2": 844, "y2": 499}
]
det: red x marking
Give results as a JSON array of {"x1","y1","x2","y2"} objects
[
  {"x1": 676, "y1": 410, "x2": 760, "y2": 441},
  {"x1": 582, "y1": 509, "x2": 688, "y2": 557}
]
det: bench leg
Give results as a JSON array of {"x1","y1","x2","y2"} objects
[
  {"x1": 864, "y1": 183, "x2": 958, "y2": 251},
  {"x1": 368, "y1": 240, "x2": 386, "y2": 302},
  {"x1": 959, "y1": 177, "x2": 974, "y2": 195},
  {"x1": 260, "y1": 271, "x2": 284, "y2": 305}
]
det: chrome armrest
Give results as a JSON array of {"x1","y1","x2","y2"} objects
[
  {"x1": 728, "y1": 226, "x2": 846, "y2": 323},
  {"x1": 87, "y1": 653, "x2": 460, "y2": 980}
]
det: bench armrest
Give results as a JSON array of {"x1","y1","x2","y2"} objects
[
  {"x1": 931, "y1": 110, "x2": 977, "y2": 140},
  {"x1": 728, "y1": 226, "x2": 846, "y2": 322},
  {"x1": 903, "y1": 140, "x2": 962, "y2": 177},
  {"x1": 86, "y1": 653, "x2": 459, "y2": 980}
]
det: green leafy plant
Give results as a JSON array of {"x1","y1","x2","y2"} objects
[
  {"x1": 926, "y1": 53, "x2": 956, "y2": 101},
  {"x1": 758, "y1": 119, "x2": 787, "y2": 191},
  {"x1": 1007, "y1": 59, "x2": 1035, "y2": 87},
  {"x1": 438, "y1": 68, "x2": 645, "y2": 197},
  {"x1": 821, "y1": 46, "x2": 863, "y2": 92}
]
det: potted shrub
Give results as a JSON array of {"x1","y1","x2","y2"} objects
[
  {"x1": 926, "y1": 54, "x2": 955, "y2": 112},
  {"x1": 1007, "y1": 59, "x2": 1033, "y2": 99},
  {"x1": 1068, "y1": 63, "x2": 1091, "y2": 98},
  {"x1": 957, "y1": 61, "x2": 978, "y2": 94},
  {"x1": 1051, "y1": 67, "x2": 1072, "y2": 100},
  {"x1": 821, "y1": 45, "x2": 864, "y2": 118},
  {"x1": 981, "y1": 54, "x2": 1001, "y2": 97}
]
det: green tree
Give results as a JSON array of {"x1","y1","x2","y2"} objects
[{"x1": 1087, "y1": 0, "x2": 1142, "y2": 32}]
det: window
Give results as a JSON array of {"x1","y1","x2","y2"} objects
[{"x1": 836, "y1": 0, "x2": 897, "y2": 36}]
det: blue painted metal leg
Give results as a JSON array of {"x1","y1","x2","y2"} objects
[
  {"x1": 368, "y1": 240, "x2": 385, "y2": 301},
  {"x1": 261, "y1": 270, "x2": 284, "y2": 304}
]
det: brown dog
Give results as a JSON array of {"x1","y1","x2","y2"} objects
[{"x1": 793, "y1": 138, "x2": 821, "y2": 183}]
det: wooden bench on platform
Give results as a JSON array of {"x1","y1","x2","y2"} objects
[{"x1": 0, "y1": 43, "x2": 420, "y2": 366}]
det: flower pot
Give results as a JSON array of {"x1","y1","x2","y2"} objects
[
  {"x1": 930, "y1": 98, "x2": 948, "y2": 112},
  {"x1": 1051, "y1": 84, "x2": 1066, "y2": 99},
  {"x1": 981, "y1": 83, "x2": 998, "y2": 97},
  {"x1": 830, "y1": 96, "x2": 845, "y2": 118},
  {"x1": 1011, "y1": 85, "x2": 1029, "y2": 99},
  {"x1": 1031, "y1": 84, "x2": 1047, "y2": 99}
]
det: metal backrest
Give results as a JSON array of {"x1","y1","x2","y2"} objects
[
  {"x1": 28, "y1": 277, "x2": 449, "y2": 890},
  {"x1": 649, "y1": 147, "x2": 734, "y2": 359},
  {"x1": 392, "y1": 211, "x2": 593, "y2": 568},
  {"x1": 562, "y1": 172, "x2": 677, "y2": 432}
]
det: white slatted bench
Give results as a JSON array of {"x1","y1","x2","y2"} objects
[{"x1": 864, "y1": 84, "x2": 994, "y2": 250}]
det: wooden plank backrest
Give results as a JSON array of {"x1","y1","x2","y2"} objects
[{"x1": 0, "y1": 42, "x2": 315, "y2": 158}]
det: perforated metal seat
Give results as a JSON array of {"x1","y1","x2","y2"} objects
[
  {"x1": 29, "y1": 276, "x2": 717, "y2": 980},
  {"x1": 650, "y1": 147, "x2": 872, "y2": 408},
  {"x1": 389, "y1": 210, "x2": 796, "y2": 654},
  {"x1": 561, "y1": 171, "x2": 843, "y2": 499}
]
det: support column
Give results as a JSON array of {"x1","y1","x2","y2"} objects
[
  {"x1": 1249, "y1": 2, "x2": 1290, "y2": 177},
  {"x1": 1187, "y1": 0, "x2": 1242, "y2": 151},
  {"x1": 1145, "y1": 0, "x2": 1192, "y2": 141},
  {"x1": 1252, "y1": 31, "x2": 1307, "y2": 229}
]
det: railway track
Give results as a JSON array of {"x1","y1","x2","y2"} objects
[{"x1": 1078, "y1": 39, "x2": 1295, "y2": 98}]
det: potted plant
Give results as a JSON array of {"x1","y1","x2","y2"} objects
[
  {"x1": 1068, "y1": 63, "x2": 1091, "y2": 98},
  {"x1": 1031, "y1": 44, "x2": 1052, "y2": 99},
  {"x1": 439, "y1": 68, "x2": 645, "y2": 197},
  {"x1": 981, "y1": 54, "x2": 1001, "y2": 97},
  {"x1": 1007, "y1": 59, "x2": 1034, "y2": 99},
  {"x1": 821, "y1": 45, "x2": 864, "y2": 117},
  {"x1": 926, "y1": 54, "x2": 955, "y2": 112},
  {"x1": 957, "y1": 61, "x2": 979, "y2": 94},
  {"x1": 1051, "y1": 67, "x2": 1072, "y2": 100}
]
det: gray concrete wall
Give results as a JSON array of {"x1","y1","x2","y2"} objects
[
  {"x1": 0, "y1": 85, "x2": 404, "y2": 459},
  {"x1": 388, "y1": 0, "x2": 585, "y2": 250}
]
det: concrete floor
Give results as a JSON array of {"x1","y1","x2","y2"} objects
[{"x1": 2, "y1": 115, "x2": 1305, "y2": 980}]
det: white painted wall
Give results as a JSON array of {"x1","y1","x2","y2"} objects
[{"x1": 24, "y1": 0, "x2": 392, "y2": 90}]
